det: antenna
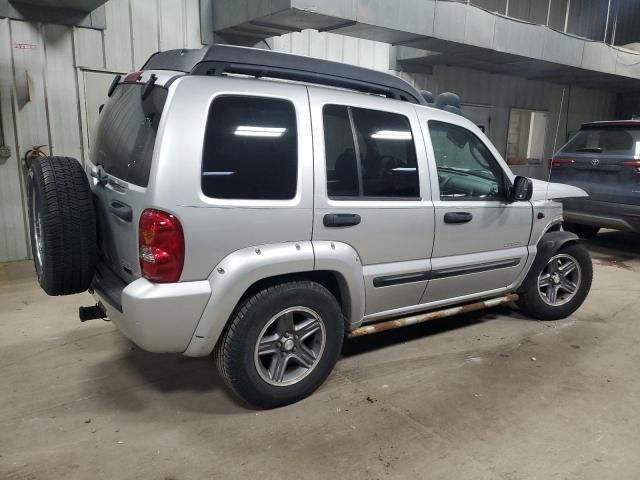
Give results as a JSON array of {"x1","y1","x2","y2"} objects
[{"x1": 545, "y1": 87, "x2": 567, "y2": 202}]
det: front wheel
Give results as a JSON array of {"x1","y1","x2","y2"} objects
[
  {"x1": 215, "y1": 281, "x2": 344, "y2": 408},
  {"x1": 518, "y1": 243, "x2": 592, "y2": 320}
]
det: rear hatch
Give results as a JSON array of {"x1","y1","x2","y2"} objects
[
  {"x1": 89, "y1": 75, "x2": 168, "y2": 283},
  {"x1": 550, "y1": 123, "x2": 640, "y2": 205}
]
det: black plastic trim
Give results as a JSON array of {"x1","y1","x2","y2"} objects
[
  {"x1": 92, "y1": 262, "x2": 126, "y2": 313},
  {"x1": 323, "y1": 213, "x2": 362, "y2": 227},
  {"x1": 142, "y1": 45, "x2": 426, "y2": 105},
  {"x1": 432, "y1": 258, "x2": 521, "y2": 279},
  {"x1": 373, "y1": 271, "x2": 431, "y2": 288},
  {"x1": 519, "y1": 231, "x2": 579, "y2": 291},
  {"x1": 373, "y1": 258, "x2": 522, "y2": 288}
]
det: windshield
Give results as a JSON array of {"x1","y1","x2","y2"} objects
[
  {"x1": 561, "y1": 127, "x2": 640, "y2": 156},
  {"x1": 91, "y1": 83, "x2": 167, "y2": 187}
]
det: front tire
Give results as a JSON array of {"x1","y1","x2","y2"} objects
[
  {"x1": 518, "y1": 243, "x2": 592, "y2": 320},
  {"x1": 215, "y1": 281, "x2": 344, "y2": 408}
]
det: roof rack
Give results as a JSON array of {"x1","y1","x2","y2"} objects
[{"x1": 142, "y1": 44, "x2": 427, "y2": 105}]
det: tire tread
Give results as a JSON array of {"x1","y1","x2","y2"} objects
[
  {"x1": 29, "y1": 156, "x2": 96, "y2": 295},
  {"x1": 214, "y1": 281, "x2": 344, "y2": 408}
]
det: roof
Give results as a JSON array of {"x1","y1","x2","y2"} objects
[
  {"x1": 142, "y1": 44, "x2": 427, "y2": 105},
  {"x1": 582, "y1": 120, "x2": 640, "y2": 128}
]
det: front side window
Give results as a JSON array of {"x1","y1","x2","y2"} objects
[
  {"x1": 429, "y1": 121, "x2": 505, "y2": 200},
  {"x1": 323, "y1": 105, "x2": 419, "y2": 199},
  {"x1": 202, "y1": 96, "x2": 297, "y2": 200}
]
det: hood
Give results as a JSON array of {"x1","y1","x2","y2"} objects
[{"x1": 530, "y1": 179, "x2": 588, "y2": 201}]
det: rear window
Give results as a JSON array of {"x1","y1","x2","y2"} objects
[
  {"x1": 561, "y1": 126, "x2": 640, "y2": 156},
  {"x1": 91, "y1": 84, "x2": 167, "y2": 187},
  {"x1": 201, "y1": 96, "x2": 297, "y2": 200}
]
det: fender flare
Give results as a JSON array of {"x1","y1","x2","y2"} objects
[
  {"x1": 182, "y1": 241, "x2": 365, "y2": 357},
  {"x1": 520, "y1": 230, "x2": 580, "y2": 290}
]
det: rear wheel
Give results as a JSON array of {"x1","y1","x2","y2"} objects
[
  {"x1": 563, "y1": 222, "x2": 600, "y2": 239},
  {"x1": 518, "y1": 243, "x2": 592, "y2": 320},
  {"x1": 27, "y1": 156, "x2": 96, "y2": 295},
  {"x1": 215, "y1": 281, "x2": 344, "y2": 408}
]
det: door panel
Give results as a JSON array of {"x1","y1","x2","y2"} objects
[
  {"x1": 309, "y1": 87, "x2": 435, "y2": 316},
  {"x1": 362, "y1": 259, "x2": 431, "y2": 314},
  {"x1": 431, "y1": 201, "x2": 532, "y2": 259},
  {"x1": 419, "y1": 115, "x2": 533, "y2": 304}
]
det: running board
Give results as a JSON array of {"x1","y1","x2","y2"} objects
[{"x1": 346, "y1": 294, "x2": 519, "y2": 338}]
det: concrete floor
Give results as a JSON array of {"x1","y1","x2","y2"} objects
[{"x1": 1, "y1": 231, "x2": 639, "y2": 480}]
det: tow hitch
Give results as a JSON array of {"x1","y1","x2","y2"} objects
[{"x1": 79, "y1": 303, "x2": 107, "y2": 322}]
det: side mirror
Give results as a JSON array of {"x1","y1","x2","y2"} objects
[{"x1": 511, "y1": 176, "x2": 533, "y2": 202}]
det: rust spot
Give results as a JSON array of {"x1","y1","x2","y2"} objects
[{"x1": 347, "y1": 294, "x2": 519, "y2": 338}]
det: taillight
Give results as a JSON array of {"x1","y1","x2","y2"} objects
[
  {"x1": 550, "y1": 158, "x2": 575, "y2": 168},
  {"x1": 622, "y1": 161, "x2": 640, "y2": 175},
  {"x1": 138, "y1": 209, "x2": 184, "y2": 283}
]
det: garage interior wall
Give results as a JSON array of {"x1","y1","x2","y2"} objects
[
  {"x1": 0, "y1": 0, "x2": 201, "y2": 262},
  {"x1": 0, "y1": 2, "x2": 616, "y2": 262}
]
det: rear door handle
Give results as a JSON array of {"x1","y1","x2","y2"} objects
[
  {"x1": 109, "y1": 200, "x2": 133, "y2": 222},
  {"x1": 323, "y1": 213, "x2": 361, "y2": 227},
  {"x1": 444, "y1": 211, "x2": 473, "y2": 224}
]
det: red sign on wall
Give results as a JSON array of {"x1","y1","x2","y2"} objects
[{"x1": 14, "y1": 43, "x2": 37, "y2": 50}]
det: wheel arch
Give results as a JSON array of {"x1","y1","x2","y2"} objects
[
  {"x1": 183, "y1": 241, "x2": 365, "y2": 357},
  {"x1": 519, "y1": 230, "x2": 581, "y2": 292},
  {"x1": 238, "y1": 270, "x2": 355, "y2": 330}
]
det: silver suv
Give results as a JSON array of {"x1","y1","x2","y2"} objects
[{"x1": 27, "y1": 45, "x2": 593, "y2": 408}]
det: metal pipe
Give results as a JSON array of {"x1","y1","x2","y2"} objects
[{"x1": 346, "y1": 294, "x2": 519, "y2": 338}]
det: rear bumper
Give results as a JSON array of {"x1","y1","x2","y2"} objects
[
  {"x1": 562, "y1": 198, "x2": 640, "y2": 233},
  {"x1": 91, "y1": 264, "x2": 211, "y2": 353}
]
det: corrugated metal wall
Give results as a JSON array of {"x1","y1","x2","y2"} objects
[
  {"x1": 0, "y1": 0, "x2": 201, "y2": 262},
  {"x1": 272, "y1": 29, "x2": 616, "y2": 179}
]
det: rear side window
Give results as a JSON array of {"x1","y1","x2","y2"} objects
[
  {"x1": 202, "y1": 96, "x2": 297, "y2": 200},
  {"x1": 91, "y1": 84, "x2": 167, "y2": 187},
  {"x1": 561, "y1": 127, "x2": 640, "y2": 155},
  {"x1": 323, "y1": 105, "x2": 419, "y2": 199}
]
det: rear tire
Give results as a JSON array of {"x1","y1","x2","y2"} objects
[
  {"x1": 518, "y1": 243, "x2": 592, "y2": 320},
  {"x1": 215, "y1": 281, "x2": 344, "y2": 408},
  {"x1": 563, "y1": 222, "x2": 600, "y2": 239},
  {"x1": 27, "y1": 156, "x2": 96, "y2": 296}
]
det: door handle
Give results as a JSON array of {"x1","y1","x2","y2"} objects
[
  {"x1": 323, "y1": 213, "x2": 361, "y2": 227},
  {"x1": 109, "y1": 200, "x2": 133, "y2": 222},
  {"x1": 444, "y1": 211, "x2": 473, "y2": 224}
]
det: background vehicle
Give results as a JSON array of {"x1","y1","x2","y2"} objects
[
  {"x1": 27, "y1": 45, "x2": 593, "y2": 408},
  {"x1": 550, "y1": 120, "x2": 640, "y2": 237}
]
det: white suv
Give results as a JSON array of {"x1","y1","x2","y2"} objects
[{"x1": 27, "y1": 45, "x2": 592, "y2": 407}]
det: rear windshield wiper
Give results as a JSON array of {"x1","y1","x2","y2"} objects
[{"x1": 574, "y1": 147, "x2": 602, "y2": 153}]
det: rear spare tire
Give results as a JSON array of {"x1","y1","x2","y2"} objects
[{"x1": 27, "y1": 156, "x2": 96, "y2": 295}]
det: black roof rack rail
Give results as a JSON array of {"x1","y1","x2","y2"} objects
[{"x1": 142, "y1": 44, "x2": 427, "y2": 105}]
